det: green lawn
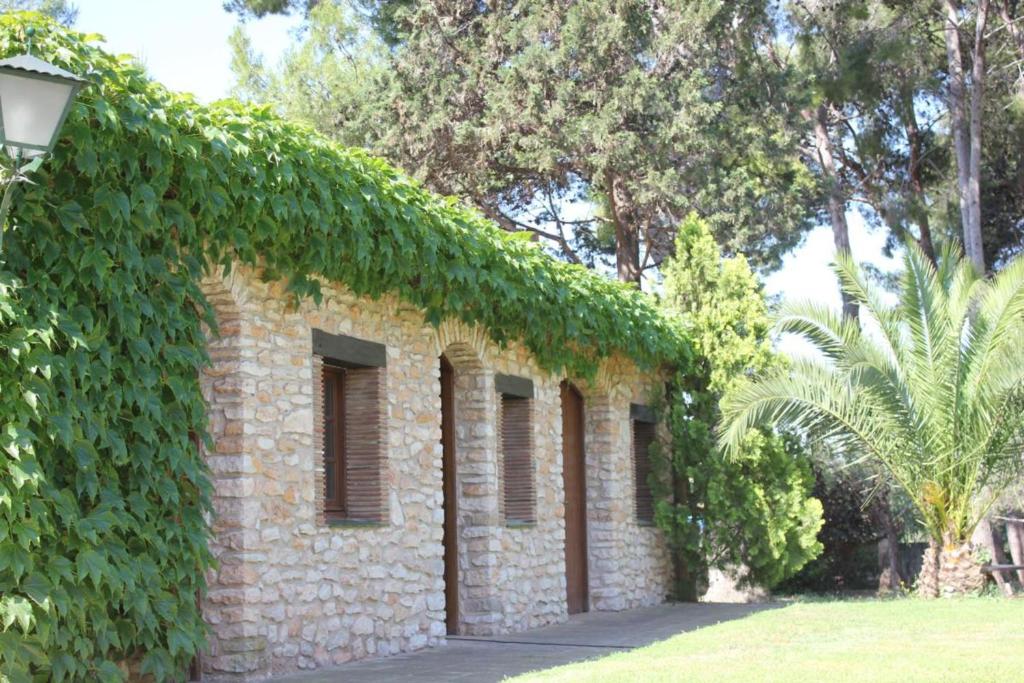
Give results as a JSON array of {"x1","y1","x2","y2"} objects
[{"x1": 510, "y1": 598, "x2": 1024, "y2": 682}]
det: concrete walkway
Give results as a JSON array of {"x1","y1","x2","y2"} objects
[{"x1": 275, "y1": 602, "x2": 774, "y2": 682}]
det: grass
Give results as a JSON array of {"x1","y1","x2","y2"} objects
[{"x1": 509, "y1": 598, "x2": 1024, "y2": 682}]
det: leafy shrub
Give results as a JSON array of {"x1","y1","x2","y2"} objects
[
  {"x1": 776, "y1": 464, "x2": 889, "y2": 593},
  {"x1": 652, "y1": 216, "x2": 823, "y2": 598}
]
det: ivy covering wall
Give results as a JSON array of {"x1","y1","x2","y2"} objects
[{"x1": 0, "y1": 14, "x2": 691, "y2": 681}]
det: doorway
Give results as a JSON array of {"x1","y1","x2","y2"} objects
[
  {"x1": 561, "y1": 381, "x2": 588, "y2": 614},
  {"x1": 440, "y1": 355, "x2": 459, "y2": 634}
]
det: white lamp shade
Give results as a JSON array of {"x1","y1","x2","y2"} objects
[{"x1": 0, "y1": 54, "x2": 84, "y2": 159}]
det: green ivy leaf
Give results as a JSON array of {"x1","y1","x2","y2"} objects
[
  {"x1": 75, "y1": 549, "x2": 108, "y2": 589},
  {"x1": 96, "y1": 661, "x2": 124, "y2": 683}
]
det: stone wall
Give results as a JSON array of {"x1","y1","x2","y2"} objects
[
  {"x1": 582, "y1": 359, "x2": 673, "y2": 611},
  {"x1": 199, "y1": 266, "x2": 670, "y2": 679},
  {"x1": 488, "y1": 348, "x2": 569, "y2": 633}
]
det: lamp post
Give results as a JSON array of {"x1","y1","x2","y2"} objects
[{"x1": 0, "y1": 33, "x2": 86, "y2": 256}]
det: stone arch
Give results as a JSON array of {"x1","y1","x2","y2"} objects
[
  {"x1": 436, "y1": 323, "x2": 503, "y2": 635},
  {"x1": 580, "y1": 354, "x2": 630, "y2": 399},
  {"x1": 197, "y1": 270, "x2": 270, "y2": 678},
  {"x1": 434, "y1": 319, "x2": 490, "y2": 362}
]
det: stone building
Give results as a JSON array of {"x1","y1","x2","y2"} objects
[{"x1": 197, "y1": 263, "x2": 672, "y2": 679}]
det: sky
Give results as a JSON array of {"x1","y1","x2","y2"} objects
[
  {"x1": 77, "y1": 0, "x2": 300, "y2": 103},
  {"x1": 74, "y1": 0, "x2": 901, "y2": 320}
]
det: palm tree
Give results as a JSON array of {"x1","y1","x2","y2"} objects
[{"x1": 719, "y1": 244, "x2": 1024, "y2": 596}]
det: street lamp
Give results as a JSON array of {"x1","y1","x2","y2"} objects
[
  {"x1": 0, "y1": 53, "x2": 86, "y2": 159},
  {"x1": 0, "y1": 40, "x2": 86, "y2": 255}
]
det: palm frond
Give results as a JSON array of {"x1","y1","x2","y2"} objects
[
  {"x1": 720, "y1": 360, "x2": 902, "y2": 465},
  {"x1": 774, "y1": 300, "x2": 862, "y2": 363},
  {"x1": 964, "y1": 255, "x2": 1024, "y2": 407},
  {"x1": 832, "y1": 251, "x2": 905, "y2": 361},
  {"x1": 899, "y1": 244, "x2": 959, "y2": 465}
]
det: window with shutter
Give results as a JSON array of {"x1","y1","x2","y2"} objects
[
  {"x1": 500, "y1": 393, "x2": 535, "y2": 525},
  {"x1": 313, "y1": 329, "x2": 387, "y2": 525},
  {"x1": 632, "y1": 418, "x2": 656, "y2": 524}
]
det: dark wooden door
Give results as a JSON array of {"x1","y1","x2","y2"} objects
[
  {"x1": 561, "y1": 381, "x2": 588, "y2": 614},
  {"x1": 440, "y1": 356, "x2": 459, "y2": 634}
]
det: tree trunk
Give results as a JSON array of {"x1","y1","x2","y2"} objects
[
  {"x1": 673, "y1": 547, "x2": 698, "y2": 602},
  {"x1": 999, "y1": 0, "x2": 1024, "y2": 98},
  {"x1": 919, "y1": 536, "x2": 986, "y2": 597},
  {"x1": 883, "y1": 504, "x2": 902, "y2": 592},
  {"x1": 973, "y1": 517, "x2": 1014, "y2": 595},
  {"x1": 919, "y1": 539, "x2": 941, "y2": 597},
  {"x1": 606, "y1": 173, "x2": 642, "y2": 285},
  {"x1": 671, "y1": 458, "x2": 699, "y2": 601},
  {"x1": 1006, "y1": 516, "x2": 1024, "y2": 584},
  {"x1": 809, "y1": 103, "x2": 858, "y2": 320},
  {"x1": 937, "y1": 537, "x2": 987, "y2": 596},
  {"x1": 875, "y1": 490, "x2": 903, "y2": 593},
  {"x1": 943, "y1": 0, "x2": 988, "y2": 272},
  {"x1": 903, "y1": 92, "x2": 937, "y2": 265},
  {"x1": 968, "y1": 0, "x2": 990, "y2": 270},
  {"x1": 615, "y1": 218, "x2": 641, "y2": 285}
]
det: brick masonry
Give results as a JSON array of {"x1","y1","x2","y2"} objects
[{"x1": 198, "y1": 265, "x2": 671, "y2": 680}]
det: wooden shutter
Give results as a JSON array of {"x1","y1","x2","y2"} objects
[
  {"x1": 342, "y1": 366, "x2": 386, "y2": 522},
  {"x1": 632, "y1": 420, "x2": 656, "y2": 523},
  {"x1": 318, "y1": 361, "x2": 386, "y2": 523},
  {"x1": 501, "y1": 394, "x2": 535, "y2": 524}
]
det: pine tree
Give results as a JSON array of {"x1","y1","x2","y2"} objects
[{"x1": 229, "y1": 0, "x2": 817, "y2": 285}]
